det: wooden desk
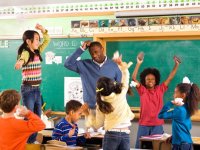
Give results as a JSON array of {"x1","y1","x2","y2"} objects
[
  {"x1": 85, "y1": 135, "x2": 103, "y2": 148},
  {"x1": 38, "y1": 129, "x2": 53, "y2": 144},
  {"x1": 39, "y1": 129, "x2": 104, "y2": 149},
  {"x1": 193, "y1": 137, "x2": 200, "y2": 144},
  {"x1": 192, "y1": 137, "x2": 200, "y2": 150},
  {"x1": 191, "y1": 111, "x2": 200, "y2": 122},
  {"x1": 39, "y1": 129, "x2": 104, "y2": 139},
  {"x1": 140, "y1": 136, "x2": 171, "y2": 150},
  {"x1": 26, "y1": 144, "x2": 83, "y2": 150},
  {"x1": 39, "y1": 129, "x2": 53, "y2": 137},
  {"x1": 26, "y1": 144, "x2": 43, "y2": 150},
  {"x1": 45, "y1": 144, "x2": 83, "y2": 150},
  {"x1": 140, "y1": 137, "x2": 200, "y2": 150}
]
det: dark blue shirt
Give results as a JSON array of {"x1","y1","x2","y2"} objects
[{"x1": 52, "y1": 118, "x2": 85, "y2": 146}]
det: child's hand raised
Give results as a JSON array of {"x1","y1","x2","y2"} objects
[
  {"x1": 173, "y1": 56, "x2": 181, "y2": 65},
  {"x1": 112, "y1": 51, "x2": 122, "y2": 65},
  {"x1": 112, "y1": 51, "x2": 132, "y2": 69},
  {"x1": 35, "y1": 24, "x2": 46, "y2": 33},
  {"x1": 137, "y1": 51, "x2": 144, "y2": 64}
]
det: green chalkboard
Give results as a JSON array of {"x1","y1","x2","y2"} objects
[
  {"x1": 0, "y1": 39, "x2": 22, "y2": 92},
  {"x1": 0, "y1": 38, "x2": 92, "y2": 111},
  {"x1": 106, "y1": 40, "x2": 200, "y2": 107}
]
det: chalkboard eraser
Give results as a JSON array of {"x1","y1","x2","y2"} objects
[
  {"x1": 174, "y1": 56, "x2": 181, "y2": 64},
  {"x1": 137, "y1": 51, "x2": 144, "y2": 61}
]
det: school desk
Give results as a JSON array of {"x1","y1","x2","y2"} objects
[
  {"x1": 25, "y1": 144, "x2": 83, "y2": 150},
  {"x1": 140, "y1": 136, "x2": 200, "y2": 150},
  {"x1": 39, "y1": 129, "x2": 103, "y2": 149},
  {"x1": 39, "y1": 129, "x2": 53, "y2": 138},
  {"x1": 192, "y1": 137, "x2": 200, "y2": 150},
  {"x1": 139, "y1": 135, "x2": 171, "y2": 150},
  {"x1": 84, "y1": 134, "x2": 103, "y2": 148},
  {"x1": 38, "y1": 129, "x2": 53, "y2": 144}
]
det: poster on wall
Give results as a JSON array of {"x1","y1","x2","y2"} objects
[{"x1": 64, "y1": 77, "x2": 83, "y2": 106}]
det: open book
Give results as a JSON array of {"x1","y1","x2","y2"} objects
[
  {"x1": 78, "y1": 127, "x2": 105, "y2": 137},
  {"x1": 141, "y1": 134, "x2": 163, "y2": 139},
  {"x1": 141, "y1": 133, "x2": 171, "y2": 140}
]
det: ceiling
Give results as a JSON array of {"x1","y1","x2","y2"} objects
[{"x1": 0, "y1": 0, "x2": 115, "y2": 7}]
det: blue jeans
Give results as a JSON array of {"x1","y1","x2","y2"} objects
[
  {"x1": 135, "y1": 125, "x2": 164, "y2": 148},
  {"x1": 103, "y1": 131, "x2": 130, "y2": 150},
  {"x1": 21, "y1": 85, "x2": 42, "y2": 143},
  {"x1": 172, "y1": 143, "x2": 193, "y2": 150}
]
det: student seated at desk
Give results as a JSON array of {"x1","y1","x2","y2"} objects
[
  {"x1": 0, "y1": 90, "x2": 45, "y2": 150},
  {"x1": 52, "y1": 100, "x2": 91, "y2": 146}
]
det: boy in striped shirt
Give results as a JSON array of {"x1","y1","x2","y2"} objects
[{"x1": 52, "y1": 100, "x2": 90, "y2": 146}]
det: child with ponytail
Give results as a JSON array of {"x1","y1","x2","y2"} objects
[
  {"x1": 87, "y1": 58, "x2": 135, "y2": 150},
  {"x1": 159, "y1": 77, "x2": 200, "y2": 150},
  {"x1": 14, "y1": 24, "x2": 50, "y2": 143}
]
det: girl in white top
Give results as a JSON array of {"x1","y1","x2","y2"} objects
[{"x1": 87, "y1": 59, "x2": 135, "y2": 150}]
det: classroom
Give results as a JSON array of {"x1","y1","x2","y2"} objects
[{"x1": 0, "y1": 0, "x2": 200, "y2": 150}]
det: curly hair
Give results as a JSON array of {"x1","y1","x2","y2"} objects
[{"x1": 140, "y1": 68, "x2": 160, "y2": 86}]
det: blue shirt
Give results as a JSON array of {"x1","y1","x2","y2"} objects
[
  {"x1": 64, "y1": 48, "x2": 122, "y2": 109},
  {"x1": 158, "y1": 101, "x2": 192, "y2": 145},
  {"x1": 52, "y1": 118, "x2": 85, "y2": 146}
]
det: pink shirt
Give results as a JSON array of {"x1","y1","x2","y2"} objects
[{"x1": 137, "y1": 83, "x2": 168, "y2": 126}]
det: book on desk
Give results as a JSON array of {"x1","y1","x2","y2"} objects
[{"x1": 140, "y1": 134, "x2": 171, "y2": 150}]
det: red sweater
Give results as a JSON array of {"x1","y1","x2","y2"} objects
[
  {"x1": 0, "y1": 111, "x2": 45, "y2": 150},
  {"x1": 137, "y1": 83, "x2": 168, "y2": 126}
]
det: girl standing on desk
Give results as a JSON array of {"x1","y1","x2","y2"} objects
[
  {"x1": 86, "y1": 54, "x2": 135, "y2": 150},
  {"x1": 15, "y1": 24, "x2": 50, "y2": 143},
  {"x1": 159, "y1": 77, "x2": 200, "y2": 150},
  {"x1": 132, "y1": 52, "x2": 180, "y2": 148}
]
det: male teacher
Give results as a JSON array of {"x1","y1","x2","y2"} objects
[{"x1": 64, "y1": 40, "x2": 122, "y2": 110}]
